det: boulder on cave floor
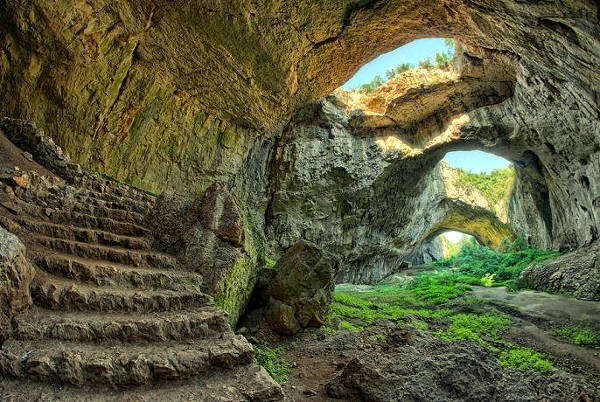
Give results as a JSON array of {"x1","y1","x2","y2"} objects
[
  {"x1": 518, "y1": 241, "x2": 600, "y2": 301},
  {"x1": 0, "y1": 226, "x2": 36, "y2": 344},
  {"x1": 247, "y1": 241, "x2": 337, "y2": 336}
]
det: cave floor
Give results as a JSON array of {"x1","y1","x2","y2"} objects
[{"x1": 249, "y1": 282, "x2": 600, "y2": 401}]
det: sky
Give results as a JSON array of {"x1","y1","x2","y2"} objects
[
  {"x1": 443, "y1": 231, "x2": 470, "y2": 243},
  {"x1": 342, "y1": 38, "x2": 450, "y2": 89},
  {"x1": 443, "y1": 151, "x2": 511, "y2": 173}
]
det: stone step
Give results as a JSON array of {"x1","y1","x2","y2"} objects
[
  {"x1": 31, "y1": 275, "x2": 212, "y2": 313},
  {"x1": 14, "y1": 216, "x2": 151, "y2": 250},
  {"x1": 73, "y1": 189, "x2": 153, "y2": 215},
  {"x1": 71, "y1": 176, "x2": 156, "y2": 204},
  {"x1": 0, "y1": 335, "x2": 253, "y2": 386},
  {"x1": 0, "y1": 364, "x2": 283, "y2": 401},
  {"x1": 12, "y1": 307, "x2": 230, "y2": 343},
  {"x1": 30, "y1": 250, "x2": 201, "y2": 291},
  {"x1": 16, "y1": 202, "x2": 151, "y2": 236},
  {"x1": 31, "y1": 235, "x2": 174, "y2": 268}
]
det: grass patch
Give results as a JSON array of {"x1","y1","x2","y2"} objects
[
  {"x1": 554, "y1": 326, "x2": 600, "y2": 347},
  {"x1": 254, "y1": 346, "x2": 292, "y2": 384},
  {"x1": 497, "y1": 347, "x2": 554, "y2": 374}
]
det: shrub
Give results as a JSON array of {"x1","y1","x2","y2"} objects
[
  {"x1": 431, "y1": 240, "x2": 561, "y2": 290},
  {"x1": 455, "y1": 166, "x2": 515, "y2": 212}
]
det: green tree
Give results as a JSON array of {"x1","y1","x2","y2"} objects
[{"x1": 419, "y1": 58, "x2": 433, "y2": 69}]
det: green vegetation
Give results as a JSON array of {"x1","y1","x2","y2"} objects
[
  {"x1": 357, "y1": 74, "x2": 385, "y2": 92},
  {"x1": 385, "y1": 63, "x2": 411, "y2": 79},
  {"x1": 254, "y1": 346, "x2": 292, "y2": 384},
  {"x1": 441, "y1": 234, "x2": 477, "y2": 257},
  {"x1": 497, "y1": 348, "x2": 554, "y2": 374},
  {"x1": 455, "y1": 166, "x2": 515, "y2": 212},
  {"x1": 554, "y1": 326, "x2": 600, "y2": 347},
  {"x1": 431, "y1": 239, "x2": 561, "y2": 290},
  {"x1": 436, "y1": 313, "x2": 511, "y2": 349},
  {"x1": 265, "y1": 256, "x2": 276, "y2": 267}
]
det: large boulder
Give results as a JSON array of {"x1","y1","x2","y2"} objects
[
  {"x1": 261, "y1": 241, "x2": 336, "y2": 335},
  {"x1": 518, "y1": 242, "x2": 600, "y2": 301},
  {"x1": 145, "y1": 183, "x2": 263, "y2": 325},
  {"x1": 0, "y1": 226, "x2": 36, "y2": 344}
]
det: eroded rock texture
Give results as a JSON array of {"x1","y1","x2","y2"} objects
[
  {"x1": 0, "y1": 227, "x2": 36, "y2": 344},
  {"x1": 266, "y1": 94, "x2": 516, "y2": 283}
]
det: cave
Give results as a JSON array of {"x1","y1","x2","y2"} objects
[{"x1": 0, "y1": 1, "x2": 599, "y2": 400}]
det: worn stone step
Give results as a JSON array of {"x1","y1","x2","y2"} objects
[
  {"x1": 12, "y1": 307, "x2": 229, "y2": 343},
  {"x1": 31, "y1": 275, "x2": 212, "y2": 313},
  {"x1": 0, "y1": 335, "x2": 253, "y2": 386},
  {"x1": 0, "y1": 364, "x2": 283, "y2": 401},
  {"x1": 13, "y1": 217, "x2": 151, "y2": 250},
  {"x1": 14, "y1": 201, "x2": 150, "y2": 236},
  {"x1": 71, "y1": 176, "x2": 156, "y2": 204},
  {"x1": 73, "y1": 189, "x2": 153, "y2": 215},
  {"x1": 30, "y1": 235, "x2": 170, "y2": 268},
  {"x1": 30, "y1": 250, "x2": 201, "y2": 291}
]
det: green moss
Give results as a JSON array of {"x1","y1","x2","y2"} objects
[
  {"x1": 436, "y1": 313, "x2": 511, "y2": 346},
  {"x1": 497, "y1": 347, "x2": 553, "y2": 374},
  {"x1": 554, "y1": 326, "x2": 600, "y2": 347},
  {"x1": 213, "y1": 255, "x2": 256, "y2": 325},
  {"x1": 265, "y1": 256, "x2": 276, "y2": 267},
  {"x1": 340, "y1": 320, "x2": 362, "y2": 331},
  {"x1": 368, "y1": 334, "x2": 387, "y2": 343},
  {"x1": 254, "y1": 346, "x2": 292, "y2": 384}
]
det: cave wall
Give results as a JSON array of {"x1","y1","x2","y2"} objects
[{"x1": 0, "y1": 1, "x2": 599, "y2": 284}]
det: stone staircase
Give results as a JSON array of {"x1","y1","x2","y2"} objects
[{"x1": 0, "y1": 174, "x2": 282, "y2": 400}]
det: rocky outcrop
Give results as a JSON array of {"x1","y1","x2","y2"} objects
[
  {"x1": 249, "y1": 241, "x2": 336, "y2": 336},
  {"x1": 412, "y1": 237, "x2": 445, "y2": 266},
  {"x1": 519, "y1": 241, "x2": 600, "y2": 301},
  {"x1": 146, "y1": 185, "x2": 264, "y2": 324},
  {"x1": 266, "y1": 94, "x2": 516, "y2": 284},
  {"x1": 0, "y1": 227, "x2": 36, "y2": 344}
]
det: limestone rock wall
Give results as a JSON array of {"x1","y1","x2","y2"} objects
[{"x1": 265, "y1": 96, "x2": 516, "y2": 284}]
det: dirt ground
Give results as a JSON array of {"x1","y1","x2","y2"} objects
[{"x1": 250, "y1": 285, "x2": 600, "y2": 401}]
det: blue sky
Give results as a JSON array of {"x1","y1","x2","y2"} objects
[
  {"x1": 342, "y1": 38, "x2": 450, "y2": 89},
  {"x1": 443, "y1": 151, "x2": 511, "y2": 173}
]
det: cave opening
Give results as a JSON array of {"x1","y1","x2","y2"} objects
[{"x1": 341, "y1": 38, "x2": 456, "y2": 92}]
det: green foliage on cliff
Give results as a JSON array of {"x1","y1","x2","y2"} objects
[
  {"x1": 431, "y1": 240, "x2": 561, "y2": 290},
  {"x1": 455, "y1": 167, "x2": 515, "y2": 212}
]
